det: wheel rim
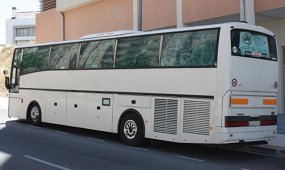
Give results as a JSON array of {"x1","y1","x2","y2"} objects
[
  {"x1": 30, "y1": 106, "x2": 40, "y2": 122},
  {"x1": 124, "y1": 120, "x2": 137, "y2": 140}
]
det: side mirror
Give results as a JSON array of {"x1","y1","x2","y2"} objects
[
  {"x1": 5, "y1": 77, "x2": 11, "y2": 89},
  {"x1": 3, "y1": 70, "x2": 11, "y2": 89},
  {"x1": 3, "y1": 70, "x2": 8, "y2": 75}
]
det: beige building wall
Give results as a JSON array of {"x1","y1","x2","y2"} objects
[
  {"x1": 258, "y1": 18, "x2": 285, "y2": 114},
  {"x1": 64, "y1": 0, "x2": 133, "y2": 41},
  {"x1": 183, "y1": 0, "x2": 240, "y2": 24},
  {"x1": 142, "y1": 0, "x2": 176, "y2": 30},
  {"x1": 56, "y1": 0, "x2": 97, "y2": 11},
  {"x1": 255, "y1": 0, "x2": 285, "y2": 12},
  {"x1": 36, "y1": 8, "x2": 62, "y2": 43},
  {"x1": 36, "y1": 0, "x2": 285, "y2": 43}
]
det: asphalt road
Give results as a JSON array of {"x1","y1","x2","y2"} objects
[{"x1": 0, "y1": 103, "x2": 284, "y2": 170}]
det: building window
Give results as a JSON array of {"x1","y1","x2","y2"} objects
[{"x1": 16, "y1": 27, "x2": 36, "y2": 37}]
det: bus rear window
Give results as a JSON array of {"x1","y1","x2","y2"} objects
[{"x1": 231, "y1": 29, "x2": 277, "y2": 61}]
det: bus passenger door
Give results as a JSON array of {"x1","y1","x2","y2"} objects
[
  {"x1": 8, "y1": 66, "x2": 23, "y2": 118},
  {"x1": 85, "y1": 93, "x2": 113, "y2": 132}
]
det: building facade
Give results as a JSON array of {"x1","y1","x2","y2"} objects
[
  {"x1": 6, "y1": 7, "x2": 38, "y2": 46},
  {"x1": 36, "y1": 0, "x2": 285, "y2": 133}
]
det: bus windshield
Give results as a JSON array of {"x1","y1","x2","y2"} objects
[{"x1": 231, "y1": 29, "x2": 277, "y2": 61}]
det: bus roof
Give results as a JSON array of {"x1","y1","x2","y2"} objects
[
  {"x1": 16, "y1": 22, "x2": 275, "y2": 49},
  {"x1": 80, "y1": 30, "x2": 142, "y2": 40}
]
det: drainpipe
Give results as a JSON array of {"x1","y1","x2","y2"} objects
[
  {"x1": 60, "y1": 12, "x2": 65, "y2": 41},
  {"x1": 138, "y1": 0, "x2": 142, "y2": 31}
]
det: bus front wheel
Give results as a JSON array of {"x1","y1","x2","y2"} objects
[
  {"x1": 28, "y1": 103, "x2": 42, "y2": 126},
  {"x1": 119, "y1": 114, "x2": 144, "y2": 146}
]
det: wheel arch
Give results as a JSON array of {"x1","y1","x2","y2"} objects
[
  {"x1": 26, "y1": 100, "x2": 41, "y2": 120},
  {"x1": 117, "y1": 108, "x2": 145, "y2": 137}
]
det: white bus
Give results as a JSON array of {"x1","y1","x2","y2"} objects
[{"x1": 4, "y1": 22, "x2": 278, "y2": 146}]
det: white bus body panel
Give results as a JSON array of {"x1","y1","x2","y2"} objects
[
  {"x1": 8, "y1": 96, "x2": 24, "y2": 119},
  {"x1": 46, "y1": 92, "x2": 67, "y2": 125},
  {"x1": 85, "y1": 93, "x2": 113, "y2": 132},
  {"x1": 66, "y1": 92, "x2": 86, "y2": 128},
  {"x1": 19, "y1": 69, "x2": 216, "y2": 97},
  {"x1": 13, "y1": 68, "x2": 217, "y2": 143}
]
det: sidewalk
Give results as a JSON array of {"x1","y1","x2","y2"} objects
[
  {"x1": 268, "y1": 134, "x2": 285, "y2": 148},
  {"x1": 0, "y1": 96, "x2": 14, "y2": 124},
  {"x1": 252, "y1": 134, "x2": 285, "y2": 157},
  {"x1": 0, "y1": 96, "x2": 8, "y2": 110}
]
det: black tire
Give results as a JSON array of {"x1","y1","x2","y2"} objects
[
  {"x1": 28, "y1": 103, "x2": 42, "y2": 126},
  {"x1": 119, "y1": 114, "x2": 145, "y2": 146}
]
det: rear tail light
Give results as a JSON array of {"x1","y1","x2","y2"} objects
[
  {"x1": 260, "y1": 120, "x2": 277, "y2": 126},
  {"x1": 225, "y1": 121, "x2": 249, "y2": 127},
  {"x1": 260, "y1": 115, "x2": 277, "y2": 126},
  {"x1": 225, "y1": 116, "x2": 250, "y2": 127}
]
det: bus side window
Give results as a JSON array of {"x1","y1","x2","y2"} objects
[
  {"x1": 68, "y1": 43, "x2": 80, "y2": 69},
  {"x1": 49, "y1": 45, "x2": 67, "y2": 69},
  {"x1": 101, "y1": 41, "x2": 115, "y2": 68},
  {"x1": 161, "y1": 29, "x2": 218, "y2": 67},
  {"x1": 79, "y1": 41, "x2": 101, "y2": 69},
  {"x1": 49, "y1": 43, "x2": 79, "y2": 70},
  {"x1": 36, "y1": 46, "x2": 50, "y2": 71},
  {"x1": 79, "y1": 40, "x2": 115, "y2": 69},
  {"x1": 21, "y1": 47, "x2": 39, "y2": 74},
  {"x1": 161, "y1": 32, "x2": 189, "y2": 67},
  {"x1": 115, "y1": 35, "x2": 160, "y2": 68}
]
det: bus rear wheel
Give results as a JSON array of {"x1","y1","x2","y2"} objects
[
  {"x1": 28, "y1": 103, "x2": 42, "y2": 126},
  {"x1": 119, "y1": 114, "x2": 144, "y2": 146}
]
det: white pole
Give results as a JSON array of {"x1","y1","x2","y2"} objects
[
  {"x1": 133, "y1": 0, "x2": 142, "y2": 31},
  {"x1": 240, "y1": 0, "x2": 255, "y2": 25},
  {"x1": 133, "y1": 0, "x2": 138, "y2": 31},
  {"x1": 240, "y1": 0, "x2": 245, "y2": 22},
  {"x1": 176, "y1": 0, "x2": 183, "y2": 28}
]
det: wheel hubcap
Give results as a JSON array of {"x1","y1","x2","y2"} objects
[
  {"x1": 30, "y1": 106, "x2": 39, "y2": 122},
  {"x1": 124, "y1": 120, "x2": 137, "y2": 139}
]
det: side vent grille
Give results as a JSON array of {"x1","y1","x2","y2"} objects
[
  {"x1": 154, "y1": 99, "x2": 178, "y2": 135},
  {"x1": 183, "y1": 100, "x2": 210, "y2": 136}
]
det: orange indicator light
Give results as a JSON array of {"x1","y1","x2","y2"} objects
[
  {"x1": 230, "y1": 98, "x2": 249, "y2": 105},
  {"x1": 263, "y1": 99, "x2": 277, "y2": 105}
]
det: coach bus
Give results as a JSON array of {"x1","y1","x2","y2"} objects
[{"x1": 3, "y1": 22, "x2": 278, "y2": 146}]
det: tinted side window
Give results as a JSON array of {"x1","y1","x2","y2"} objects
[
  {"x1": 11, "y1": 49, "x2": 22, "y2": 85},
  {"x1": 161, "y1": 29, "x2": 218, "y2": 67},
  {"x1": 36, "y1": 46, "x2": 50, "y2": 71},
  {"x1": 21, "y1": 47, "x2": 38, "y2": 74},
  {"x1": 49, "y1": 43, "x2": 79, "y2": 70},
  {"x1": 20, "y1": 46, "x2": 50, "y2": 75},
  {"x1": 79, "y1": 40, "x2": 115, "y2": 69},
  {"x1": 13, "y1": 49, "x2": 22, "y2": 66},
  {"x1": 116, "y1": 35, "x2": 160, "y2": 68}
]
